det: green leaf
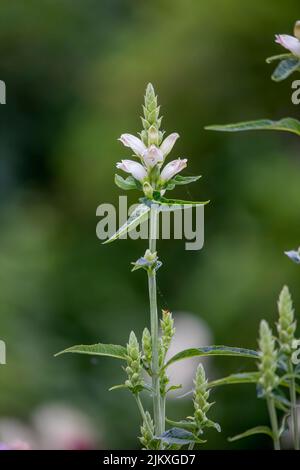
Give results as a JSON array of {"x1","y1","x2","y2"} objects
[
  {"x1": 55, "y1": 343, "x2": 127, "y2": 360},
  {"x1": 165, "y1": 418, "x2": 197, "y2": 432},
  {"x1": 266, "y1": 53, "x2": 293, "y2": 63},
  {"x1": 228, "y1": 426, "x2": 273, "y2": 442},
  {"x1": 164, "y1": 175, "x2": 201, "y2": 190},
  {"x1": 103, "y1": 203, "x2": 150, "y2": 244},
  {"x1": 109, "y1": 384, "x2": 128, "y2": 391},
  {"x1": 271, "y1": 57, "x2": 300, "y2": 81},
  {"x1": 165, "y1": 346, "x2": 259, "y2": 369},
  {"x1": 205, "y1": 118, "x2": 300, "y2": 136},
  {"x1": 207, "y1": 372, "x2": 260, "y2": 389},
  {"x1": 153, "y1": 193, "x2": 209, "y2": 207},
  {"x1": 114, "y1": 174, "x2": 140, "y2": 191},
  {"x1": 157, "y1": 428, "x2": 205, "y2": 446}
]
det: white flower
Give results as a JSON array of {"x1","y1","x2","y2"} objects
[
  {"x1": 116, "y1": 159, "x2": 147, "y2": 181},
  {"x1": 142, "y1": 145, "x2": 164, "y2": 168},
  {"x1": 160, "y1": 158, "x2": 187, "y2": 181},
  {"x1": 160, "y1": 133, "x2": 179, "y2": 157},
  {"x1": 118, "y1": 134, "x2": 147, "y2": 158},
  {"x1": 275, "y1": 34, "x2": 300, "y2": 57}
]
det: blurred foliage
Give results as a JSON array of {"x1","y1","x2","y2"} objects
[{"x1": 0, "y1": 0, "x2": 300, "y2": 449}]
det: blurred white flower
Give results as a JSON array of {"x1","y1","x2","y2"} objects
[
  {"x1": 165, "y1": 312, "x2": 213, "y2": 398},
  {"x1": 116, "y1": 159, "x2": 147, "y2": 181},
  {"x1": 0, "y1": 418, "x2": 35, "y2": 449},
  {"x1": 275, "y1": 34, "x2": 300, "y2": 57},
  {"x1": 118, "y1": 134, "x2": 147, "y2": 158},
  {"x1": 160, "y1": 133, "x2": 179, "y2": 158},
  {"x1": 32, "y1": 403, "x2": 98, "y2": 450},
  {"x1": 160, "y1": 158, "x2": 187, "y2": 181}
]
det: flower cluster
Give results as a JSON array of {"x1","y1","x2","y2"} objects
[
  {"x1": 125, "y1": 332, "x2": 144, "y2": 394},
  {"x1": 277, "y1": 286, "x2": 297, "y2": 355},
  {"x1": 116, "y1": 83, "x2": 187, "y2": 196},
  {"x1": 258, "y1": 320, "x2": 279, "y2": 395},
  {"x1": 192, "y1": 364, "x2": 213, "y2": 429},
  {"x1": 139, "y1": 412, "x2": 157, "y2": 450},
  {"x1": 275, "y1": 21, "x2": 300, "y2": 57}
]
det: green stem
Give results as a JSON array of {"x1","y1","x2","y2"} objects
[
  {"x1": 288, "y1": 359, "x2": 299, "y2": 450},
  {"x1": 148, "y1": 205, "x2": 163, "y2": 437},
  {"x1": 267, "y1": 396, "x2": 280, "y2": 450}
]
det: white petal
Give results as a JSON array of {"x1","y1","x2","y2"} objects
[
  {"x1": 160, "y1": 133, "x2": 179, "y2": 157},
  {"x1": 142, "y1": 145, "x2": 164, "y2": 168},
  {"x1": 116, "y1": 159, "x2": 147, "y2": 181},
  {"x1": 275, "y1": 34, "x2": 300, "y2": 57},
  {"x1": 160, "y1": 158, "x2": 187, "y2": 181},
  {"x1": 118, "y1": 134, "x2": 147, "y2": 157}
]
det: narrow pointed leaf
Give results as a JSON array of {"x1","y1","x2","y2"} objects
[
  {"x1": 109, "y1": 384, "x2": 128, "y2": 391},
  {"x1": 165, "y1": 418, "x2": 197, "y2": 432},
  {"x1": 207, "y1": 372, "x2": 260, "y2": 389},
  {"x1": 157, "y1": 428, "x2": 205, "y2": 445},
  {"x1": 271, "y1": 57, "x2": 300, "y2": 81},
  {"x1": 206, "y1": 118, "x2": 300, "y2": 136},
  {"x1": 103, "y1": 203, "x2": 150, "y2": 244},
  {"x1": 55, "y1": 343, "x2": 127, "y2": 360},
  {"x1": 164, "y1": 175, "x2": 201, "y2": 190},
  {"x1": 165, "y1": 346, "x2": 259, "y2": 369},
  {"x1": 228, "y1": 426, "x2": 273, "y2": 442}
]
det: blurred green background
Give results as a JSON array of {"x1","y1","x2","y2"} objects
[{"x1": 0, "y1": 0, "x2": 300, "y2": 449}]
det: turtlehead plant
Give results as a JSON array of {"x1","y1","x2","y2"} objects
[{"x1": 55, "y1": 83, "x2": 265, "y2": 449}]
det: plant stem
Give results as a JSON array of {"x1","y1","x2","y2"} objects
[
  {"x1": 267, "y1": 396, "x2": 280, "y2": 450},
  {"x1": 288, "y1": 359, "x2": 299, "y2": 450},
  {"x1": 148, "y1": 205, "x2": 163, "y2": 437}
]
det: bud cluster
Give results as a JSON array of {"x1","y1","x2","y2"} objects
[
  {"x1": 193, "y1": 364, "x2": 212, "y2": 429},
  {"x1": 258, "y1": 320, "x2": 279, "y2": 394},
  {"x1": 125, "y1": 331, "x2": 143, "y2": 394},
  {"x1": 277, "y1": 286, "x2": 297, "y2": 355}
]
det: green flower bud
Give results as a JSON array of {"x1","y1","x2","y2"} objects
[
  {"x1": 258, "y1": 320, "x2": 279, "y2": 394},
  {"x1": 277, "y1": 285, "x2": 296, "y2": 355},
  {"x1": 142, "y1": 328, "x2": 152, "y2": 369},
  {"x1": 139, "y1": 411, "x2": 156, "y2": 450},
  {"x1": 294, "y1": 21, "x2": 300, "y2": 40},
  {"x1": 141, "y1": 83, "x2": 163, "y2": 145},
  {"x1": 160, "y1": 309, "x2": 175, "y2": 355},
  {"x1": 125, "y1": 331, "x2": 143, "y2": 393},
  {"x1": 193, "y1": 364, "x2": 212, "y2": 428}
]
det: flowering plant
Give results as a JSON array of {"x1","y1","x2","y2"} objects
[{"x1": 56, "y1": 84, "x2": 261, "y2": 449}]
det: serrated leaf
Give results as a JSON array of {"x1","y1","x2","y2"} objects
[
  {"x1": 207, "y1": 372, "x2": 260, "y2": 389},
  {"x1": 272, "y1": 57, "x2": 300, "y2": 82},
  {"x1": 206, "y1": 118, "x2": 300, "y2": 136},
  {"x1": 114, "y1": 174, "x2": 140, "y2": 191},
  {"x1": 157, "y1": 428, "x2": 205, "y2": 445},
  {"x1": 103, "y1": 203, "x2": 150, "y2": 244},
  {"x1": 165, "y1": 346, "x2": 259, "y2": 369},
  {"x1": 228, "y1": 426, "x2": 273, "y2": 442},
  {"x1": 266, "y1": 53, "x2": 293, "y2": 63},
  {"x1": 55, "y1": 343, "x2": 127, "y2": 360}
]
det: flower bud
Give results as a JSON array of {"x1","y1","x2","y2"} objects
[
  {"x1": 119, "y1": 134, "x2": 147, "y2": 158},
  {"x1": 277, "y1": 285, "x2": 296, "y2": 355},
  {"x1": 125, "y1": 331, "x2": 143, "y2": 393},
  {"x1": 160, "y1": 158, "x2": 187, "y2": 181},
  {"x1": 139, "y1": 412, "x2": 156, "y2": 450},
  {"x1": 148, "y1": 125, "x2": 160, "y2": 146},
  {"x1": 258, "y1": 320, "x2": 279, "y2": 394},
  {"x1": 142, "y1": 328, "x2": 152, "y2": 369},
  {"x1": 160, "y1": 133, "x2": 179, "y2": 158},
  {"x1": 294, "y1": 21, "x2": 300, "y2": 40},
  {"x1": 116, "y1": 160, "x2": 147, "y2": 182}
]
